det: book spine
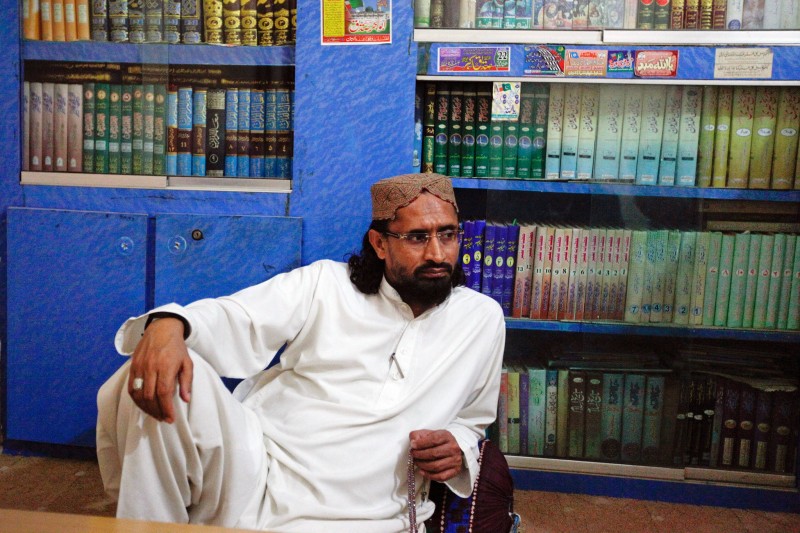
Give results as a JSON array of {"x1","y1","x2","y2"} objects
[
  {"x1": 637, "y1": 0, "x2": 656, "y2": 27},
  {"x1": 636, "y1": 85, "x2": 667, "y2": 186},
  {"x1": 624, "y1": 230, "x2": 648, "y2": 322},
  {"x1": 191, "y1": 87, "x2": 207, "y2": 176},
  {"x1": 547, "y1": 228, "x2": 565, "y2": 319},
  {"x1": 516, "y1": 83, "x2": 535, "y2": 180},
  {"x1": 583, "y1": 371, "x2": 603, "y2": 460},
  {"x1": 712, "y1": 233, "x2": 736, "y2": 327},
  {"x1": 700, "y1": 0, "x2": 714, "y2": 27},
  {"x1": 107, "y1": 84, "x2": 121, "y2": 174},
  {"x1": 249, "y1": 87, "x2": 266, "y2": 177},
  {"x1": 22, "y1": 81, "x2": 30, "y2": 171},
  {"x1": 503, "y1": 224, "x2": 520, "y2": 316},
  {"x1": 448, "y1": 85, "x2": 464, "y2": 177},
  {"x1": 771, "y1": 87, "x2": 800, "y2": 190},
  {"x1": 556, "y1": 369, "x2": 570, "y2": 458},
  {"x1": 658, "y1": 85, "x2": 683, "y2": 186},
  {"x1": 256, "y1": 0, "x2": 274, "y2": 45},
  {"x1": 566, "y1": 228, "x2": 581, "y2": 319},
  {"x1": 621, "y1": 373, "x2": 646, "y2": 463},
  {"x1": 24, "y1": 0, "x2": 42, "y2": 40},
  {"x1": 764, "y1": 233, "x2": 786, "y2": 329},
  {"x1": 264, "y1": 84, "x2": 277, "y2": 177},
  {"x1": 752, "y1": 234, "x2": 774, "y2": 328},
  {"x1": 676, "y1": 85, "x2": 702, "y2": 187},
  {"x1": 776, "y1": 235, "x2": 797, "y2": 329},
  {"x1": 653, "y1": 0, "x2": 671, "y2": 28},
  {"x1": 741, "y1": 233, "x2": 762, "y2": 328},
  {"x1": 82, "y1": 82, "x2": 95, "y2": 172},
  {"x1": 93, "y1": 82, "x2": 109, "y2": 173},
  {"x1": 53, "y1": 83, "x2": 69, "y2": 172},
  {"x1": 696, "y1": 86, "x2": 718, "y2": 187},
  {"x1": 530, "y1": 84, "x2": 549, "y2": 179},
  {"x1": 481, "y1": 223, "x2": 497, "y2": 299},
  {"x1": 492, "y1": 224, "x2": 509, "y2": 308},
  {"x1": 711, "y1": 86, "x2": 733, "y2": 187},
  {"x1": 734, "y1": 384, "x2": 757, "y2": 468},
  {"x1": 141, "y1": 84, "x2": 155, "y2": 175},
  {"x1": 180, "y1": 0, "x2": 201, "y2": 43},
  {"x1": 671, "y1": 0, "x2": 685, "y2": 27},
  {"x1": 434, "y1": 82, "x2": 450, "y2": 175},
  {"x1": 642, "y1": 375, "x2": 665, "y2": 464},
  {"x1": 544, "y1": 369, "x2": 559, "y2": 457},
  {"x1": 275, "y1": 83, "x2": 293, "y2": 179},
  {"x1": 649, "y1": 229, "x2": 669, "y2": 323},
  {"x1": 507, "y1": 367, "x2": 521, "y2": 454},
  {"x1": 615, "y1": 229, "x2": 632, "y2": 320},
  {"x1": 164, "y1": 85, "x2": 178, "y2": 175},
  {"x1": 619, "y1": 85, "x2": 644, "y2": 182},
  {"x1": 787, "y1": 235, "x2": 800, "y2": 330},
  {"x1": 528, "y1": 367, "x2": 547, "y2": 456},
  {"x1": 601, "y1": 373, "x2": 625, "y2": 461},
  {"x1": 474, "y1": 84, "x2": 491, "y2": 177},
  {"x1": 488, "y1": 118, "x2": 504, "y2": 177},
  {"x1": 128, "y1": 0, "x2": 145, "y2": 42},
  {"x1": 422, "y1": 83, "x2": 437, "y2": 174},
  {"x1": 76, "y1": 0, "x2": 90, "y2": 39},
  {"x1": 576, "y1": 84, "x2": 599, "y2": 180},
  {"x1": 672, "y1": 230, "x2": 694, "y2": 324},
  {"x1": 131, "y1": 85, "x2": 144, "y2": 174},
  {"x1": 727, "y1": 86, "x2": 757, "y2": 188},
  {"x1": 702, "y1": 231, "x2": 723, "y2": 325},
  {"x1": 241, "y1": 0, "x2": 258, "y2": 45},
  {"x1": 684, "y1": 0, "x2": 700, "y2": 27},
  {"x1": 559, "y1": 84, "x2": 582, "y2": 180},
  {"x1": 725, "y1": 232, "x2": 751, "y2": 327},
  {"x1": 145, "y1": 0, "x2": 163, "y2": 41},
  {"x1": 519, "y1": 366, "x2": 529, "y2": 455},
  {"x1": 748, "y1": 86, "x2": 779, "y2": 189},
  {"x1": 529, "y1": 225, "x2": 547, "y2": 318},
  {"x1": 41, "y1": 0, "x2": 54, "y2": 39},
  {"x1": 164, "y1": 0, "x2": 181, "y2": 43},
  {"x1": 176, "y1": 86, "x2": 193, "y2": 176},
  {"x1": 272, "y1": 0, "x2": 291, "y2": 45},
  {"x1": 237, "y1": 88, "x2": 252, "y2": 177},
  {"x1": 502, "y1": 119, "x2": 519, "y2": 178},
  {"x1": 711, "y1": 0, "x2": 727, "y2": 27},
  {"x1": 593, "y1": 84, "x2": 624, "y2": 181},
  {"x1": 752, "y1": 389, "x2": 773, "y2": 469},
  {"x1": 120, "y1": 84, "x2": 134, "y2": 174},
  {"x1": 498, "y1": 368, "x2": 508, "y2": 452},
  {"x1": 460, "y1": 83, "x2": 477, "y2": 177},
  {"x1": 51, "y1": 0, "x2": 66, "y2": 40},
  {"x1": 66, "y1": 83, "x2": 83, "y2": 172},
  {"x1": 152, "y1": 84, "x2": 167, "y2": 175},
  {"x1": 567, "y1": 370, "x2": 587, "y2": 459},
  {"x1": 544, "y1": 83, "x2": 565, "y2": 180},
  {"x1": 470, "y1": 219, "x2": 486, "y2": 292},
  {"x1": 539, "y1": 226, "x2": 555, "y2": 319},
  {"x1": 41, "y1": 83, "x2": 55, "y2": 172},
  {"x1": 205, "y1": 89, "x2": 226, "y2": 177},
  {"x1": 768, "y1": 391, "x2": 798, "y2": 472},
  {"x1": 223, "y1": 0, "x2": 242, "y2": 44}
]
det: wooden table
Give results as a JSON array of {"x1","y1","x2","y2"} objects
[{"x1": 0, "y1": 509, "x2": 260, "y2": 532}]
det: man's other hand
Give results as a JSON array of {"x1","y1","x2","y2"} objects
[{"x1": 409, "y1": 429, "x2": 463, "y2": 482}]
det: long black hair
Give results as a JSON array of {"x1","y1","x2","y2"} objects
[{"x1": 347, "y1": 220, "x2": 466, "y2": 295}]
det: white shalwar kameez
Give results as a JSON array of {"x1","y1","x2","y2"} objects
[{"x1": 97, "y1": 259, "x2": 506, "y2": 532}]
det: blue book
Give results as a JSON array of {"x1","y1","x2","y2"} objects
[
  {"x1": 460, "y1": 220, "x2": 476, "y2": 289},
  {"x1": 237, "y1": 88, "x2": 251, "y2": 177},
  {"x1": 481, "y1": 223, "x2": 498, "y2": 299},
  {"x1": 264, "y1": 84, "x2": 278, "y2": 177},
  {"x1": 470, "y1": 219, "x2": 486, "y2": 293},
  {"x1": 503, "y1": 224, "x2": 521, "y2": 316},
  {"x1": 165, "y1": 85, "x2": 178, "y2": 176},
  {"x1": 191, "y1": 87, "x2": 207, "y2": 176},
  {"x1": 621, "y1": 373, "x2": 646, "y2": 463},
  {"x1": 492, "y1": 224, "x2": 508, "y2": 308},
  {"x1": 275, "y1": 84, "x2": 292, "y2": 179},
  {"x1": 176, "y1": 86, "x2": 193, "y2": 177},
  {"x1": 224, "y1": 89, "x2": 239, "y2": 176},
  {"x1": 249, "y1": 87, "x2": 266, "y2": 178}
]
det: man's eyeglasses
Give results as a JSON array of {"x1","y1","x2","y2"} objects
[{"x1": 383, "y1": 229, "x2": 464, "y2": 246}]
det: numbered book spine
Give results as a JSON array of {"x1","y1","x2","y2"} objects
[
  {"x1": 725, "y1": 232, "x2": 751, "y2": 327},
  {"x1": 529, "y1": 225, "x2": 547, "y2": 318},
  {"x1": 771, "y1": 87, "x2": 800, "y2": 189},
  {"x1": 512, "y1": 225, "x2": 535, "y2": 318},
  {"x1": 713, "y1": 233, "x2": 735, "y2": 327},
  {"x1": 460, "y1": 83, "x2": 477, "y2": 177},
  {"x1": 741, "y1": 233, "x2": 762, "y2": 328},
  {"x1": 672, "y1": 231, "x2": 695, "y2": 324},
  {"x1": 470, "y1": 219, "x2": 486, "y2": 293},
  {"x1": 53, "y1": 83, "x2": 69, "y2": 172},
  {"x1": 559, "y1": 84, "x2": 582, "y2": 180},
  {"x1": 481, "y1": 223, "x2": 497, "y2": 299},
  {"x1": 712, "y1": 86, "x2": 733, "y2": 187},
  {"x1": 164, "y1": 0, "x2": 181, "y2": 43},
  {"x1": 658, "y1": 85, "x2": 683, "y2": 186},
  {"x1": 748, "y1": 86, "x2": 779, "y2": 189},
  {"x1": 448, "y1": 85, "x2": 464, "y2": 177},
  {"x1": 176, "y1": 86, "x2": 193, "y2": 176},
  {"x1": 566, "y1": 228, "x2": 581, "y2": 319},
  {"x1": 190, "y1": 87, "x2": 207, "y2": 176},
  {"x1": 576, "y1": 84, "x2": 599, "y2": 180},
  {"x1": 82, "y1": 82, "x2": 95, "y2": 172},
  {"x1": 141, "y1": 84, "x2": 155, "y2": 175},
  {"x1": 648, "y1": 229, "x2": 668, "y2": 323},
  {"x1": 164, "y1": 85, "x2": 178, "y2": 175},
  {"x1": 248, "y1": 87, "x2": 265, "y2": 177},
  {"x1": 131, "y1": 84, "x2": 144, "y2": 174},
  {"x1": 614, "y1": 230, "x2": 632, "y2": 321},
  {"x1": 727, "y1": 86, "x2": 756, "y2": 188},
  {"x1": 180, "y1": 0, "x2": 201, "y2": 43},
  {"x1": 636, "y1": 85, "x2": 667, "y2": 186},
  {"x1": 237, "y1": 87, "x2": 251, "y2": 177},
  {"x1": 120, "y1": 84, "x2": 134, "y2": 174},
  {"x1": 776, "y1": 235, "x2": 797, "y2": 329},
  {"x1": 275, "y1": 82, "x2": 292, "y2": 179},
  {"x1": 677, "y1": 86, "x2": 702, "y2": 187},
  {"x1": 701, "y1": 231, "x2": 722, "y2": 325},
  {"x1": 545, "y1": 83, "x2": 564, "y2": 180},
  {"x1": 205, "y1": 88, "x2": 226, "y2": 177},
  {"x1": 601, "y1": 373, "x2": 625, "y2": 461},
  {"x1": 624, "y1": 230, "x2": 648, "y2": 322},
  {"x1": 696, "y1": 86, "x2": 718, "y2": 187},
  {"x1": 619, "y1": 85, "x2": 644, "y2": 182},
  {"x1": 152, "y1": 84, "x2": 167, "y2": 175},
  {"x1": 594, "y1": 84, "x2": 624, "y2": 180},
  {"x1": 107, "y1": 84, "x2": 121, "y2": 174},
  {"x1": 264, "y1": 83, "x2": 277, "y2": 177},
  {"x1": 621, "y1": 373, "x2": 646, "y2": 462},
  {"x1": 67, "y1": 83, "x2": 83, "y2": 172}
]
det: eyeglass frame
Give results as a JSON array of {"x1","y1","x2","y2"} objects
[{"x1": 382, "y1": 229, "x2": 464, "y2": 246}]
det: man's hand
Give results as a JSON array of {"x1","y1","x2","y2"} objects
[
  {"x1": 128, "y1": 317, "x2": 193, "y2": 423},
  {"x1": 409, "y1": 429, "x2": 463, "y2": 482}
]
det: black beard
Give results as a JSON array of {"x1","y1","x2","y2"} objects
[{"x1": 391, "y1": 262, "x2": 454, "y2": 310}]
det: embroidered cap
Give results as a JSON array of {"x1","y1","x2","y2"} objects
[{"x1": 370, "y1": 173, "x2": 458, "y2": 221}]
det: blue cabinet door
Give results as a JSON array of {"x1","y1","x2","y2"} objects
[
  {"x1": 153, "y1": 213, "x2": 302, "y2": 306},
  {"x1": 6, "y1": 208, "x2": 148, "y2": 446}
]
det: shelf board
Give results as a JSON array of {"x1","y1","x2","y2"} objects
[
  {"x1": 451, "y1": 178, "x2": 800, "y2": 202},
  {"x1": 504, "y1": 318, "x2": 800, "y2": 343},
  {"x1": 21, "y1": 40, "x2": 295, "y2": 65},
  {"x1": 415, "y1": 29, "x2": 604, "y2": 44},
  {"x1": 21, "y1": 172, "x2": 292, "y2": 193}
]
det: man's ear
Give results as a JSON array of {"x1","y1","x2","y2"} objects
[{"x1": 368, "y1": 229, "x2": 388, "y2": 260}]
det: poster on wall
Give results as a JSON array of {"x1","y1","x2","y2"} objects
[{"x1": 321, "y1": 0, "x2": 392, "y2": 44}]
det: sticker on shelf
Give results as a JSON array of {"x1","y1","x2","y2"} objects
[
  {"x1": 437, "y1": 47, "x2": 511, "y2": 73},
  {"x1": 491, "y1": 82, "x2": 521, "y2": 121},
  {"x1": 607, "y1": 51, "x2": 634, "y2": 74},
  {"x1": 634, "y1": 50, "x2": 679, "y2": 78},
  {"x1": 522, "y1": 45, "x2": 565, "y2": 76},
  {"x1": 713, "y1": 48, "x2": 774, "y2": 80},
  {"x1": 564, "y1": 49, "x2": 608, "y2": 77},
  {"x1": 321, "y1": 0, "x2": 392, "y2": 45}
]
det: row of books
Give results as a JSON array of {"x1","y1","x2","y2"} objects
[
  {"x1": 461, "y1": 220, "x2": 800, "y2": 330},
  {"x1": 415, "y1": 0, "x2": 800, "y2": 30},
  {"x1": 21, "y1": 0, "x2": 297, "y2": 46},
  {"x1": 420, "y1": 82, "x2": 800, "y2": 190},
  {"x1": 492, "y1": 352, "x2": 798, "y2": 474},
  {"x1": 22, "y1": 81, "x2": 294, "y2": 178}
]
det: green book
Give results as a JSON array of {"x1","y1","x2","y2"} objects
[
  {"x1": 600, "y1": 372, "x2": 625, "y2": 461},
  {"x1": 502, "y1": 120, "x2": 519, "y2": 178},
  {"x1": 711, "y1": 86, "x2": 733, "y2": 188},
  {"x1": 556, "y1": 368, "x2": 570, "y2": 458},
  {"x1": 82, "y1": 82, "x2": 95, "y2": 173},
  {"x1": 712, "y1": 233, "x2": 735, "y2": 327},
  {"x1": 777, "y1": 235, "x2": 797, "y2": 329},
  {"x1": 474, "y1": 84, "x2": 491, "y2": 177},
  {"x1": 567, "y1": 370, "x2": 587, "y2": 459},
  {"x1": 120, "y1": 85, "x2": 134, "y2": 175},
  {"x1": 621, "y1": 373, "x2": 646, "y2": 463},
  {"x1": 488, "y1": 119, "x2": 504, "y2": 177},
  {"x1": 689, "y1": 231, "x2": 710, "y2": 325},
  {"x1": 624, "y1": 230, "x2": 648, "y2": 323},
  {"x1": 93, "y1": 83, "x2": 110, "y2": 174},
  {"x1": 447, "y1": 84, "x2": 463, "y2": 177},
  {"x1": 460, "y1": 83, "x2": 477, "y2": 177},
  {"x1": 642, "y1": 375, "x2": 666, "y2": 464},
  {"x1": 576, "y1": 84, "x2": 599, "y2": 180},
  {"x1": 657, "y1": 85, "x2": 683, "y2": 186},
  {"x1": 725, "y1": 232, "x2": 751, "y2": 328},
  {"x1": 107, "y1": 84, "x2": 122, "y2": 174},
  {"x1": 422, "y1": 82, "x2": 436, "y2": 174},
  {"x1": 559, "y1": 84, "x2": 582, "y2": 180},
  {"x1": 741, "y1": 233, "x2": 762, "y2": 328},
  {"x1": 765, "y1": 233, "x2": 787, "y2": 329},
  {"x1": 672, "y1": 231, "x2": 695, "y2": 324},
  {"x1": 506, "y1": 365, "x2": 521, "y2": 454},
  {"x1": 785, "y1": 236, "x2": 800, "y2": 330},
  {"x1": 772, "y1": 87, "x2": 800, "y2": 190},
  {"x1": 727, "y1": 86, "x2": 756, "y2": 189},
  {"x1": 702, "y1": 231, "x2": 723, "y2": 326},
  {"x1": 544, "y1": 83, "x2": 565, "y2": 180},
  {"x1": 619, "y1": 85, "x2": 644, "y2": 182},
  {"x1": 662, "y1": 230, "x2": 683, "y2": 323},
  {"x1": 433, "y1": 82, "x2": 450, "y2": 175},
  {"x1": 748, "y1": 87, "x2": 779, "y2": 189},
  {"x1": 141, "y1": 84, "x2": 155, "y2": 175},
  {"x1": 531, "y1": 84, "x2": 549, "y2": 179},
  {"x1": 676, "y1": 85, "x2": 702, "y2": 187},
  {"x1": 527, "y1": 365, "x2": 547, "y2": 456},
  {"x1": 696, "y1": 86, "x2": 718, "y2": 187},
  {"x1": 131, "y1": 85, "x2": 144, "y2": 175},
  {"x1": 594, "y1": 84, "x2": 625, "y2": 180},
  {"x1": 515, "y1": 83, "x2": 535, "y2": 179},
  {"x1": 636, "y1": 85, "x2": 667, "y2": 186},
  {"x1": 752, "y1": 234, "x2": 774, "y2": 329},
  {"x1": 152, "y1": 84, "x2": 167, "y2": 175},
  {"x1": 499, "y1": 367, "x2": 508, "y2": 452}
]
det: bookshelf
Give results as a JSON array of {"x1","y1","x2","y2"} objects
[{"x1": 415, "y1": 21, "x2": 800, "y2": 512}]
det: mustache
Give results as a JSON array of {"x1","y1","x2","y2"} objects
[{"x1": 414, "y1": 261, "x2": 454, "y2": 275}]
